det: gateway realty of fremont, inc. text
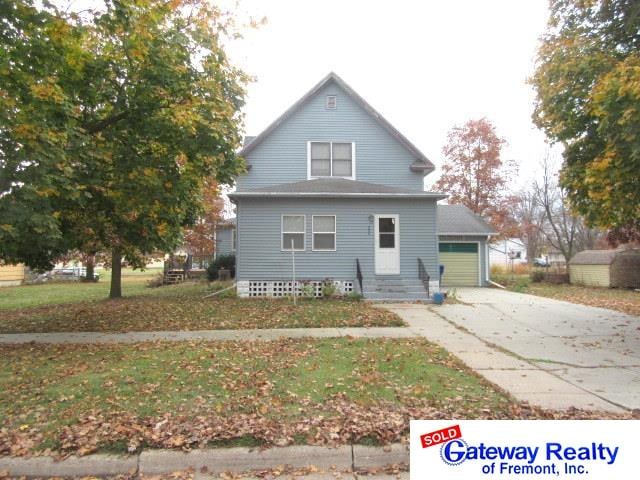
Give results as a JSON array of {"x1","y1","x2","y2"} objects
[{"x1": 440, "y1": 441, "x2": 618, "y2": 475}]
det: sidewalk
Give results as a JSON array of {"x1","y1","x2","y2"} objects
[
  {"x1": 0, "y1": 444, "x2": 408, "y2": 478},
  {"x1": 0, "y1": 327, "x2": 417, "y2": 344},
  {"x1": 383, "y1": 303, "x2": 627, "y2": 413}
]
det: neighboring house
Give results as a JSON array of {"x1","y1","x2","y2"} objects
[
  {"x1": 0, "y1": 263, "x2": 25, "y2": 287},
  {"x1": 545, "y1": 248, "x2": 566, "y2": 267},
  {"x1": 489, "y1": 238, "x2": 527, "y2": 269},
  {"x1": 215, "y1": 219, "x2": 236, "y2": 259},
  {"x1": 227, "y1": 73, "x2": 494, "y2": 299},
  {"x1": 569, "y1": 249, "x2": 640, "y2": 288}
]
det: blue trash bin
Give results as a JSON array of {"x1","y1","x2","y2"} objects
[{"x1": 433, "y1": 292, "x2": 444, "y2": 305}]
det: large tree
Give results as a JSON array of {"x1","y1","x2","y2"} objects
[
  {"x1": 433, "y1": 118, "x2": 517, "y2": 233},
  {"x1": 0, "y1": 0, "x2": 247, "y2": 298},
  {"x1": 531, "y1": 0, "x2": 640, "y2": 242}
]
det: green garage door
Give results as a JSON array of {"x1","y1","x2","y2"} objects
[{"x1": 439, "y1": 243, "x2": 479, "y2": 287}]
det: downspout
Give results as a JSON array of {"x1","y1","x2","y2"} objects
[{"x1": 485, "y1": 235, "x2": 491, "y2": 284}]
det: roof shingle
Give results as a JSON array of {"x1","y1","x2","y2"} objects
[
  {"x1": 229, "y1": 178, "x2": 446, "y2": 198},
  {"x1": 437, "y1": 204, "x2": 497, "y2": 235}
]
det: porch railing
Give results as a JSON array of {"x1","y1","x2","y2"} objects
[
  {"x1": 356, "y1": 258, "x2": 363, "y2": 295},
  {"x1": 417, "y1": 257, "x2": 430, "y2": 297}
]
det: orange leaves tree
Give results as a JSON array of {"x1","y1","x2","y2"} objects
[
  {"x1": 0, "y1": 1, "x2": 248, "y2": 298},
  {"x1": 433, "y1": 118, "x2": 516, "y2": 233},
  {"x1": 182, "y1": 180, "x2": 224, "y2": 267}
]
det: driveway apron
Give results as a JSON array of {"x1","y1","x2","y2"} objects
[{"x1": 383, "y1": 288, "x2": 640, "y2": 413}]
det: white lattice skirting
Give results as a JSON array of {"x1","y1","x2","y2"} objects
[{"x1": 237, "y1": 280, "x2": 354, "y2": 298}]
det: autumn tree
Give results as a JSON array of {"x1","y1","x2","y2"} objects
[
  {"x1": 0, "y1": 0, "x2": 248, "y2": 298},
  {"x1": 531, "y1": 0, "x2": 640, "y2": 242},
  {"x1": 182, "y1": 179, "x2": 224, "y2": 267},
  {"x1": 514, "y1": 154, "x2": 602, "y2": 264},
  {"x1": 433, "y1": 118, "x2": 516, "y2": 233},
  {"x1": 512, "y1": 189, "x2": 545, "y2": 262}
]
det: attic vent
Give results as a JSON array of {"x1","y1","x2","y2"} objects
[{"x1": 325, "y1": 95, "x2": 337, "y2": 109}]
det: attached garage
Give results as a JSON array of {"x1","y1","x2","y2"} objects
[
  {"x1": 439, "y1": 242, "x2": 480, "y2": 286},
  {"x1": 437, "y1": 205, "x2": 496, "y2": 287}
]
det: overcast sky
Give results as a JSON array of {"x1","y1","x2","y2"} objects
[{"x1": 226, "y1": 0, "x2": 555, "y2": 190}]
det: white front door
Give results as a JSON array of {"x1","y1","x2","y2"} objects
[{"x1": 374, "y1": 214, "x2": 400, "y2": 275}]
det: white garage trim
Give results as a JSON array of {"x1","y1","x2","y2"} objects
[{"x1": 486, "y1": 235, "x2": 490, "y2": 281}]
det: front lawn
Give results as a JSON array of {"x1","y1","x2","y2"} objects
[
  {"x1": 0, "y1": 268, "x2": 162, "y2": 310},
  {"x1": 0, "y1": 272, "x2": 404, "y2": 332},
  {"x1": 0, "y1": 282, "x2": 403, "y2": 333},
  {"x1": 0, "y1": 338, "x2": 516, "y2": 457},
  {"x1": 492, "y1": 274, "x2": 640, "y2": 316}
]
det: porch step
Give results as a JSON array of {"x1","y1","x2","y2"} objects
[
  {"x1": 363, "y1": 278, "x2": 431, "y2": 301},
  {"x1": 364, "y1": 292, "x2": 432, "y2": 302}
]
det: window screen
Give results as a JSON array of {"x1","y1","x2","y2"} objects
[
  {"x1": 313, "y1": 216, "x2": 336, "y2": 250},
  {"x1": 282, "y1": 215, "x2": 305, "y2": 250},
  {"x1": 332, "y1": 143, "x2": 352, "y2": 177},
  {"x1": 309, "y1": 142, "x2": 353, "y2": 178}
]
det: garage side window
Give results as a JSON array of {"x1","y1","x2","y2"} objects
[{"x1": 282, "y1": 215, "x2": 305, "y2": 251}]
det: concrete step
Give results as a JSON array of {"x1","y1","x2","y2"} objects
[
  {"x1": 370, "y1": 284, "x2": 428, "y2": 291},
  {"x1": 364, "y1": 291, "x2": 431, "y2": 301}
]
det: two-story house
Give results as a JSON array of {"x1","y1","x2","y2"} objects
[{"x1": 225, "y1": 73, "x2": 495, "y2": 299}]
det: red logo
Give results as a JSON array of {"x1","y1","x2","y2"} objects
[{"x1": 420, "y1": 424, "x2": 462, "y2": 449}]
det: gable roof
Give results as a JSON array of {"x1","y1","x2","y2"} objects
[
  {"x1": 238, "y1": 72, "x2": 435, "y2": 174},
  {"x1": 437, "y1": 204, "x2": 497, "y2": 236},
  {"x1": 229, "y1": 178, "x2": 446, "y2": 199},
  {"x1": 569, "y1": 249, "x2": 620, "y2": 265}
]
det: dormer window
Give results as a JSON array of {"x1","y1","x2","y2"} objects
[
  {"x1": 308, "y1": 141, "x2": 355, "y2": 179},
  {"x1": 325, "y1": 95, "x2": 337, "y2": 109}
]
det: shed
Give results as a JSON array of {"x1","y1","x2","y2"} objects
[
  {"x1": 0, "y1": 263, "x2": 25, "y2": 287},
  {"x1": 568, "y1": 249, "x2": 640, "y2": 288}
]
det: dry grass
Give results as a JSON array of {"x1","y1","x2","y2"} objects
[
  {"x1": 525, "y1": 283, "x2": 640, "y2": 316},
  {"x1": 492, "y1": 273, "x2": 640, "y2": 316},
  {"x1": 0, "y1": 338, "x2": 514, "y2": 456}
]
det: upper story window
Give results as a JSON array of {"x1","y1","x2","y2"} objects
[{"x1": 308, "y1": 141, "x2": 355, "y2": 179}]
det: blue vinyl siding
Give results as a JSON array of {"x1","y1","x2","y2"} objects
[
  {"x1": 216, "y1": 226, "x2": 235, "y2": 258},
  {"x1": 237, "y1": 80, "x2": 425, "y2": 191},
  {"x1": 236, "y1": 197, "x2": 438, "y2": 282},
  {"x1": 438, "y1": 235, "x2": 490, "y2": 285}
]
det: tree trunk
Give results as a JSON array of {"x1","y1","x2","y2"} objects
[
  {"x1": 85, "y1": 256, "x2": 95, "y2": 282},
  {"x1": 110, "y1": 247, "x2": 122, "y2": 299}
]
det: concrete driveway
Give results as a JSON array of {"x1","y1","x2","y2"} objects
[{"x1": 383, "y1": 288, "x2": 640, "y2": 413}]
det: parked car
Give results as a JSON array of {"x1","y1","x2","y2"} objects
[
  {"x1": 51, "y1": 268, "x2": 100, "y2": 281},
  {"x1": 533, "y1": 257, "x2": 550, "y2": 267}
]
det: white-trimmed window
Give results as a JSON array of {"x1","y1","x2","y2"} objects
[
  {"x1": 308, "y1": 142, "x2": 355, "y2": 179},
  {"x1": 231, "y1": 228, "x2": 237, "y2": 251},
  {"x1": 312, "y1": 215, "x2": 336, "y2": 251},
  {"x1": 282, "y1": 215, "x2": 305, "y2": 251}
]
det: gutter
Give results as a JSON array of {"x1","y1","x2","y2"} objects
[
  {"x1": 228, "y1": 192, "x2": 447, "y2": 200},
  {"x1": 439, "y1": 232, "x2": 498, "y2": 236}
]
